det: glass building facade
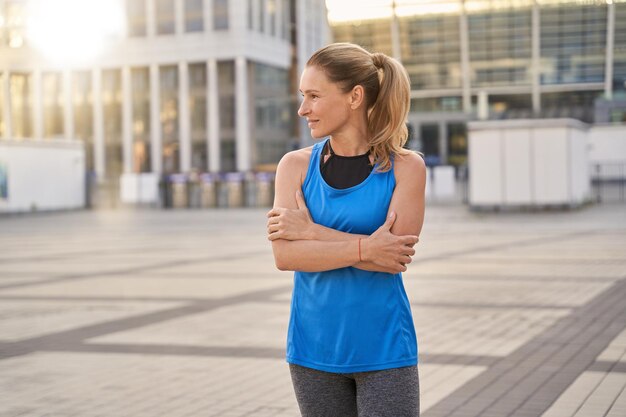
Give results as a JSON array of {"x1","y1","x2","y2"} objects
[{"x1": 330, "y1": 0, "x2": 626, "y2": 167}]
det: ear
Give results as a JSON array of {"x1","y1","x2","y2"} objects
[{"x1": 349, "y1": 85, "x2": 365, "y2": 110}]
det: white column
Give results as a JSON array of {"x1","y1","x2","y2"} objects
[
  {"x1": 122, "y1": 66, "x2": 133, "y2": 174},
  {"x1": 391, "y1": 1, "x2": 401, "y2": 62},
  {"x1": 63, "y1": 70, "x2": 74, "y2": 140},
  {"x1": 203, "y1": 0, "x2": 213, "y2": 31},
  {"x1": 150, "y1": 64, "x2": 162, "y2": 174},
  {"x1": 178, "y1": 61, "x2": 191, "y2": 172},
  {"x1": 146, "y1": 0, "x2": 156, "y2": 37},
  {"x1": 32, "y1": 69, "x2": 43, "y2": 138},
  {"x1": 235, "y1": 57, "x2": 251, "y2": 172},
  {"x1": 175, "y1": 0, "x2": 185, "y2": 35},
  {"x1": 531, "y1": 1, "x2": 541, "y2": 114},
  {"x1": 208, "y1": 59, "x2": 220, "y2": 172},
  {"x1": 2, "y1": 70, "x2": 11, "y2": 139},
  {"x1": 459, "y1": 3, "x2": 471, "y2": 114},
  {"x1": 605, "y1": 1, "x2": 615, "y2": 100},
  {"x1": 92, "y1": 68, "x2": 105, "y2": 181}
]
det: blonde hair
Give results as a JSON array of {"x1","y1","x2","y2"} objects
[{"x1": 306, "y1": 42, "x2": 412, "y2": 172}]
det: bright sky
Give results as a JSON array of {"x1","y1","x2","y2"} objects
[
  {"x1": 25, "y1": 0, "x2": 125, "y2": 66},
  {"x1": 325, "y1": 0, "x2": 463, "y2": 23},
  {"x1": 324, "y1": 0, "x2": 613, "y2": 23}
]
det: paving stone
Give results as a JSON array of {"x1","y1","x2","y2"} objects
[{"x1": 0, "y1": 205, "x2": 625, "y2": 416}]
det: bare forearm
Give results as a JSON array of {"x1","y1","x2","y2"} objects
[
  {"x1": 305, "y1": 224, "x2": 396, "y2": 273},
  {"x1": 309, "y1": 223, "x2": 367, "y2": 242},
  {"x1": 272, "y1": 239, "x2": 360, "y2": 272}
]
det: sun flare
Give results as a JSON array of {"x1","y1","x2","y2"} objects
[{"x1": 25, "y1": 0, "x2": 125, "y2": 67}]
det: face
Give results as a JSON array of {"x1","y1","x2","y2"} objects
[{"x1": 297, "y1": 66, "x2": 353, "y2": 139}]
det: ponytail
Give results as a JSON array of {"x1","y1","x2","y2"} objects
[
  {"x1": 306, "y1": 43, "x2": 411, "y2": 172},
  {"x1": 368, "y1": 53, "x2": 411, "y2": 172}
]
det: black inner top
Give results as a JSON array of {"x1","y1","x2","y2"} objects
[{"x1": 320, "y1": 140, "x2": 374, "y2": 189}]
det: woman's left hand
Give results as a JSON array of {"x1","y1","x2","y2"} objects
[{"x1": 267, "y1": 190, "x2": 314, "y2": 241}]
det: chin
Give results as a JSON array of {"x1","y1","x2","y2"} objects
[{"x1": 309, "y1": 128, "x2": 329, "y2": 139}]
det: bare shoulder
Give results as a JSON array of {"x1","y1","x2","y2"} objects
[
  {"x1": 393, "y1": 151, "x2": 427, "y2": 184},
  {"x1": 276, "y1": 146, "x2": 314, "y2": 186}
]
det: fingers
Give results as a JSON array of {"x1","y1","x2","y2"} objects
[
  {"x1": 400, "y1": 235, "x2": 419, "y2": 246},
  {"x1": 266, "y1": 216, "x2": 279, "y2": 228},
  {"x1": 266, "y1": 207, "x2": 285, "y2": 218}
]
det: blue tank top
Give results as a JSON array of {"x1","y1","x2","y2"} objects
[{"x1": 286, "y1": 138, "x2": 418, "y2": 373}]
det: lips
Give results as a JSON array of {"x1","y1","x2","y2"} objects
[{"x1": 307, "y1": 119, "x2": 319, "y2": 127}]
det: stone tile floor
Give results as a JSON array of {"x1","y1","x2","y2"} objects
[{"x1": 0, "y1": 203, "x2": 625, "y2": 417}]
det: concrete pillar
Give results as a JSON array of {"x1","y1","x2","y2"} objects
[
  {"x1": 439, "y1": 122, "x2": 448, "y2": 165},
  {"x1": 150, "y1": 64, "x2": 162, "y2": 174},
  {"x1": 32, "y1": 69, "x2": 43, "y2": 139},
  {"x1": 208, "y1": 59, "x2": 220, "y2": 172},
  {"x1": 175, "y1": 0, "x2": 185, "y2": 35},
  {"x1": 92, "y1": 68, "x2": 105, "y2": 181},
  {"x1": 122, "y1": 66, "x2": 133, "y2": 174},
  {"x1": 2, "y1": 70, "x2": 11, "y2": 139},
  {"x1": 63, "y1": 70, "x2": 74, "y2": 140},
  {"x1": 235, "y1": 56, "x2": 251, "y2": 171},
  {"x1": 391, "y1": 1, "x2": 401, "y2": 62},
  {"x1": 531, "y1": 1, "x2": 541, "y2": 114},
  {"x1": 605, "y1": 2, "x2": 615, "y2": 100},
  {"x1": 146, "y1": 0, "x2": 156, "y2": 37},
  {"x1": 204, "y1": 0, "x2": 213, "y2": 31},
  {"x1": 459, "y1": 2, "x2": 471, "y2": 114},
  {"x1": 178, "y1": 61, "x2": 191, "y2": 172}
]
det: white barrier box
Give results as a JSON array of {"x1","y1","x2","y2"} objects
[
  {"x1": 468, "y1": 118, "x2": 590, "y2": 208},
  {"x1": 432, "y1": 165, "x2": 456, "y2": 199},
  {"x1": 120, "y1": 173, "x2": 159, "y2": 204},
  {"x1": 0, "y1": 139, "x2": 85, "y2": 213}
]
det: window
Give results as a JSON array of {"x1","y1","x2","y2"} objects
[
  {"x1": 10, "y1": 73, "x2": 32, "y2": 139},
  {"x1": 131, "y1": 68, "x2": 151, "y2": 173},
  {"x1": 72, "y1": 71, "x2": 94, "y2": 171},
  {"x1": 42, "y1": 72, "x2": 64, "y2": 138},
  {"x1": 268, "y1": 0, "x2": 276, "y2": 36},
  {"x1": 248, "y1": 0, "x2": 254, "y2": 30},
  {"x1": 160, "y1": 65, "x2": 179, "y2": 173},
  {"x1": 217, "y1": 61, "x2": 235, "y2": 170},
  {"x1": 102, "y1": 69, "x2": 123, "y2": 180},
  {"x1": 156, "y1": 0, "x2": 175, "y2": 35},
  {"x1": 127, "y1": 0, "x2": 147, "y2": 37},
  {"x1": 0, "y1": 73, "x2": 4, "y2": 138},
  {"x1": 184, "y1": 0, "x2": 204, "y2": 32},
  {"x1": 214, "y1": 0, "x2": 229, "y2": 30},
  {"x1": 540, "y1": 4, "x2": 606, "y2": 84},
  {"x1": 189, "y1": 63, "x2": 207, "y2": 171}
]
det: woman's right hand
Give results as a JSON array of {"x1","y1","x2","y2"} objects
[{"x1": 361, "y1": 212, "x2": 419, "y2": 273}]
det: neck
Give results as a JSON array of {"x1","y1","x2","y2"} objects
[{"x1": 329, "y1": 114, "x2": 370, "y2": 156}]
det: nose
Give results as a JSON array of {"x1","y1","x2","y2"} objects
[{"x1": 298, "y1": 99, "x2": 309, "y2": 117}]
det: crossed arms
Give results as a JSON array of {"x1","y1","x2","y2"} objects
[{"x1": 267, "y1": 148, "x2": 427, "y2": 274}]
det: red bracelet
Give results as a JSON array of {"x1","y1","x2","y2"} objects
[{"x1": 358, "y1": 238, "x2": 362, "y2": 262}]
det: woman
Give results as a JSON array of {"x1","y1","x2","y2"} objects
[{"x1": 267, "y1": 43, "x2": 426, "y2": 417}]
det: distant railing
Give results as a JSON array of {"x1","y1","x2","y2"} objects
[{"x1": 591, "y1": 162, "x2": 626, "y2": 203}]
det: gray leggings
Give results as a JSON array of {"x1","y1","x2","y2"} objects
[{"x1": 289, "y1": 363, "x2": 420, "y2": 417}]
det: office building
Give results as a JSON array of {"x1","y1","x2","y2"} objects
[
  {"x1": 0, "y1": 0, "x2": 329, "y2": 202},
  {"x1": 329, "y1": 0, "x2": 626, "y2": 166}
]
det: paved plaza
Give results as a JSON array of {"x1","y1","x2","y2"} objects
[{"x1": 0, "y1": 202, "x2": 625, "y2": 417}]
